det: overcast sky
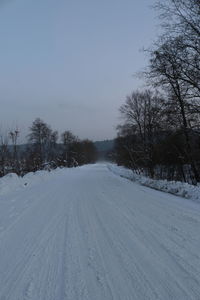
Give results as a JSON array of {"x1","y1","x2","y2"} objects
[{"x1": 0, "y1": 0, "x2": 158, "y2": 142}]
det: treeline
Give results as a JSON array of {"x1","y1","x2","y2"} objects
[
  {"x1": 0, "y1": 118, "x2": 97, "y2": 177},
  {"x1": 114, "y1": 0, "x2": 200, "y2": 184}
]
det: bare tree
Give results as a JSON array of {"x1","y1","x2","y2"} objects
[
  {"x1": 118, "y1": 90, "x2": 164, "y2": 177},
  {"x1": 154, "y1": 0, "x2": 200, "y2": 100},
  {"x1": 9, "y1": 128, "x2": 20, "y2": 173},
  {"x1": 146, "y1": 0, "x2": 200, "y2": 183},
  {"x1": 61, "y1": 131, "x2": 78, "y2": 166},
  {"x1": 28, "y1": 118, "x2": 52, "y2": 166},
  {"x1": 0, "y1": 131, "x2": 10, "y2": 176}
]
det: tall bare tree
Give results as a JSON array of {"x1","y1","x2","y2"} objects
[
  {"x1": 28, "y1": 118, "x2": 52, "y2": 166},
  {"x1": 9, "y1": 128, "x2": 20, "y2": 173},
  {"x1": 118, "y1": 90, "x2": 164, "y2": 177},
  {"x1": 61, "y1": 131, "x2": 78, "y2": 166},
  {"x1": 0, "y1": 131, "x2": 10, "y2": 176},
  {"x1": 146, "y1": 0, "x2": 200, "y2": 182}
]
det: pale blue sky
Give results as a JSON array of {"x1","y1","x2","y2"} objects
[{"x1": 0, "y1": 0, "x2": 158, "y2": 141}]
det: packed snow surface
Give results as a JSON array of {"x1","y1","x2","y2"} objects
[{"x1": 0, "y1": 163, "x2": 200, "y2": 299}]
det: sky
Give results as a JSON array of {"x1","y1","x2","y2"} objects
[{"x1": 0, "y1": 0, "x2": 158, "y2": 142}]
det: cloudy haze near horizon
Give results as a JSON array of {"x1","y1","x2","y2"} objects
[{"x1": 0, "y1": 0, "x2": 157, "y2": 142}]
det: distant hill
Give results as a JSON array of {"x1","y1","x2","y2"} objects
[
  {"x1": 94, "y1": 139, "x2": 115, "y2": 161},
  {"x1": 94, "y1": 139, "x2": 115, "y2": 152},
  {"x1": 8, "y1": 144, "x2": 28, "y2": 153}
]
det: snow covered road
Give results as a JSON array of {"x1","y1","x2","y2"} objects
[{"x1": 0, "y1": 163, "x2": 200, "y2": 300}]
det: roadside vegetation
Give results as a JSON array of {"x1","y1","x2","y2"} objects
[
  {"x1": 114, "y1": 0, "x2": 200, "y2": 185},
  {"x1": 0, "y1": 118, "x2": 97, "y2": 177}
]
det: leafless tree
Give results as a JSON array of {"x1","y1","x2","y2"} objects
[
  {"x1": 9, "y1": 128, "x2": 20, "y2": 173},
  {"x1": 0, "y1": 130, "x2": 10, "y2": 176},
  {"x1": 118, "y1": 90, "x2": 165, "y2": 177},
  {"x1": 28, "y1": 118, "x2": 52, "y2": 166},
  {"x1": 61, "y1": 131, "x2": 78, "y2": 166},
  {"x1": 146, "y1": 0, "x2": 200, "y2": 183}
]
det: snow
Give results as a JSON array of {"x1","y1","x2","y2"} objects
[
  {"x1": 0, "y1": 163, "x2": 200, "y2": 299},
  {"x1": 108, "y1": 163, "x2": 200, "y2": 203},
  {"x1": 0, "y1": 169, "x2": 54, "y2": 196}
]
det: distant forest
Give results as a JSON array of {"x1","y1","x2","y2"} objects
[{"x1": 114, "y1": 0, "x2": 200, "y2": 185}]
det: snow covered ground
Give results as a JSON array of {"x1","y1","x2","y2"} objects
[
  {"x1": 108, "y1": 163, "x2": 200, "y2": 203},
  {"x1": 0, "y1": 163, "x2": 200, "y2": 299}
]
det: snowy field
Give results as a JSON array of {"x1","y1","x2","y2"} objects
[{"x1": 0, "y1": 163, "x2": 200, "y2": 299}]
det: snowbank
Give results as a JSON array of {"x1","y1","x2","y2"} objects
[
  {"x1": 0, "y1": 169, "x2": 59, "y2": 196},
  {"x1": 108, "y1": 164, "x2": 200, "y2": 203},
  {"x1": 0, "y1": 173, "x2": 23, "y2": 196}
]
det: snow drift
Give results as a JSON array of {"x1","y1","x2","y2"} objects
[{"x1": 0, "y1": 169, "x2": 57, "y2": 196}]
